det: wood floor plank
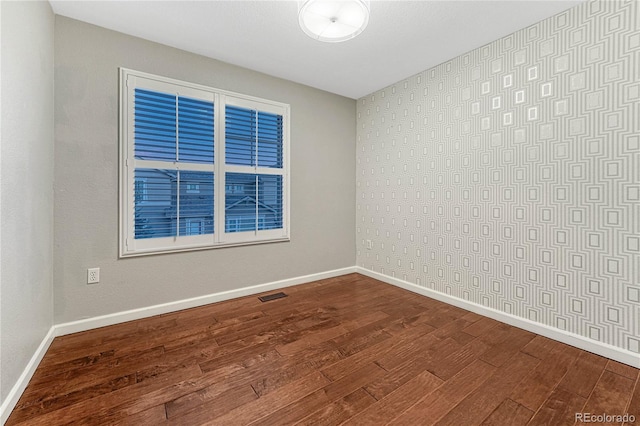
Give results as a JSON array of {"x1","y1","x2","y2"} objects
[
  {"x1": 576, "y1": 370, "x2": 636, "y2": 426},
  {"x1": 430, "y1": 317, "x2": 472, "y2": 338},
  {"x1": 462, "y1": 316, "x2": 501, "y2": 337},
  {"x1": 165, "y1": 385, "x2": 258, "y2": 425},
  {"x1": 434, "y1": 351, "x2": 540, "y2": 426},
  {"x1": 341, "y1": 370, "x2": 443, "y2": 425},
  {"x1": 322, "y1": 362, "x2": 387, "y2": 401},
  {"x1": 461, "y1": 311, "x2": 484, "y2": 323},
  {"x1": 7, "y1": 363, "x2": 203, "y2": 426},
  {"x1": 319, "y1": 321, "x2": 433, "y2": 381},
  {"x1": 379, "y1": 311, "x2": 437, "y2": 337},
  {"x1": 6, "y1": 274, "x2": 639, "y2": 426},
  {"x1": 245, "y1": 386, "x2": 331, "y2": 426},
  {"x1": 9, "y1": 373, "x2": 138, "y2": 423},
  {"x1": 509, "y1": 344, "x2": 580, "y2": 411},
  {"x1": 319, "y1": 337, "x2": 397, "y2": 381},
  {"x1": 275, "y1": 311, "x2": 389, "y2": 356},
  {"x1": 417, "y1": 305, "x2": 468, "y2": 329},
  {"x1": 528, "y1": 387, "x2": 587, "y2": 426},
  {"x1": 479, "y1": 326, "x2": 536, "y2": 367},
  {"x1": 474, "y1": 322, "x2": 513, "y2": 346},
  {"x1": 15, "y1": 346, "x2": 167, "y2": 413},
  {"x1": 161, "y1": 329, "x2": 219, "y2": 352},
  {"x1": 251, "y1": 342, "x2": 344, "y2": 397},
  {"x1": 330, "y1": 318, "x2": 393, "y2": 357},
  {"x1": 374, "y1": 332, "x2": 442, "y2": 371},
  {"x1": 112, "y1": 405, "x2": 167, "y2": 425},
  {"x1": 39, "y1": 326, "x2": 198, "y2": 374},
  {"x1": 72, "y1": 364, "x2": 245, "y2": 425},
  {"x1": 392, "y1": 359, "x2": 497, "y2": 426},
  {"x1": 480, "y1": 398, "x2": 533, "y2": 425},
  {"x1": 197, "y1": 340, "x2": 276, "y2": 373},
  {"x1": 607, "y1": 360, "x2": 640, "y2": 381},
  {"x1": 209, "y1": 371, "x2": 330, "y2": 425},
  {"x1": 32, "y1": 348, "x2": 119, "y2": 379},
  {"x1": 557, "y1": 350, "x2": 609, "y2": 399},
  {"x1": 43, "y1": 315, "x2": 177, "y2": 358},
  {"x1": 427, "y1": 337, "x2": 492, "y2": 380},
  {"x1": 243, "y1": 363, "x2": 385, "y2": 426},
  {"x1": 625, "y1": 377, "x2": 640, "y2": 425},
  {"x1": 40, "y1": 316, "x2": 217, "y2": 373},
  {"x1": 164, "y1": 357, "x2": 275, "y2": 419},
  {"x1": 211, "y1": 307, "x2": 323, "y2": 346},
  {"x1": 364, "y1": 356, "x2": 435, "y2": 400},
  {"x1": 521, "y1": 335, "x2": 568, "y2": 360},
  {"x1": 295, "y1": 388, "x2": 376, "y2": 426}
]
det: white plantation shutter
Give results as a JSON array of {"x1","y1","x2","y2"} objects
[
  {"x1": 127, "y1": 79, "x2": 215, "y2": 254},
  {"x1": 223, "y1": 101, "x2": 285, "y2": 239},
  {"x1": 120, "y1": 69, "x2": 289, "y2": 257},
  {"x1": 225, "y1": 106, "x2": 284, "y2": 168}
]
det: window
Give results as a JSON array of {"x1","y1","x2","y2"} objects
[
  {"x1": 225, "y1": 184, "x2": 244, "y2": 194},
  {"x1": 134, "y1": 178, "x2": 147, "y2": 203},
  {"x1": 185, "y1": 219, "x2": 204, "y2": 236},
  {"x1": 120, "y1": 69, "x2": 289, "y2": 256},
  {"x1": 186, "y1": 184, "x2": 200, "y2": 194}
]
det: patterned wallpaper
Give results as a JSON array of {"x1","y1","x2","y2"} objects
[{"x1": 356, "y1": 0, "x2": 639, "y2": 354}]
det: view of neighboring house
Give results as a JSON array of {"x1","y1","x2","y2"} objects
[
  {"x1": 224, "y1": 173, "x2": 283, "y2": 233},
  {"x1": 134, "y1": 170, "x2": 282, "y2": 238}
]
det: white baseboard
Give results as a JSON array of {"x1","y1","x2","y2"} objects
[
  {"x1": 356, "y1": 267, "x2": 640, "y2": 369},
  {"x1": 54, "y1": 266, "x2": 357, "y2": 337},
  {"x1": 0, "y1": 326, "x2": 56, "y2": 425},
  {"x1": 0, "y1": 266, "x2": 356, "y2": 424}
]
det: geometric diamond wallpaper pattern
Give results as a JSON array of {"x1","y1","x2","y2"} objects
[{"x1": 356, "y1": 0, "x2": 639, "y2": 354}]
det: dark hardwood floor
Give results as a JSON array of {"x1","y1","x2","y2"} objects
[{"x1": 7, "y1": 273, "x2": 639, "y2": 425}]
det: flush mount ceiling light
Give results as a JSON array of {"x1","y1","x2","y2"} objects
[{"x1": 298, "y1": 0, "x2": 370, "y2": 43}]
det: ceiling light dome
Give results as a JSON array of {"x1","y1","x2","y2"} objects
[{"x1": 298, "y1": 0, "x2": 370, "y2": 43}]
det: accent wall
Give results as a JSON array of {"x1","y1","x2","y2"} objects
[{"x1": 356, "y1": 0, "x2": 639, "y2": 357}]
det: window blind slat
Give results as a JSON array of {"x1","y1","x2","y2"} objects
[
  {"x1": 225, "y1": 106, "x2": 283, "y2": 168},
  {"x1": 225, "y1": 106, "x2": 256, "y2": 166},
  {"x1": 178, "y1": 96, "x2": 214, "y2": 164},
  {"x1": 134, "y1": 90, "x2": 215, "y2": 164},
  {"x1": 134, "y1": 89, "x2": 177, "y2": 161},
  {"x1": 257, "y1": 112, "x2": 283, "y2": 168}
]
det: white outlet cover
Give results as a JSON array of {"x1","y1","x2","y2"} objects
[{"x1": 87, "y1": 268, "x2": 100, "y2": 284}]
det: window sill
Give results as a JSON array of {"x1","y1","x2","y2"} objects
[{"x1": 119, "y1": 237, "x2": 291, "y2": 258}]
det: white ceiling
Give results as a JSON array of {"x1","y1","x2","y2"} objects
[{"x1": 49, "y1": 0, "x2": 584, "y2": 99}]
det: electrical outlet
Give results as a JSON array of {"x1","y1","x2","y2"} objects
[
  {"x1": 87, "y1": 268, "x2": 100, "y2": 284},
  {"x1": 366, "y1": 239, "x2": 373, "y2": 250}
]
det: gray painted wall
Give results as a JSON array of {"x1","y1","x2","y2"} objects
[
  {"x1": 54, "y1": 17, "x2": 356, "y2": 323},
  {"x1": 1, "y1": 1, "x2": 55, "y2": 401},
  {"x1": 356, "y1": 0, "x2": 639, "y2": 355}
]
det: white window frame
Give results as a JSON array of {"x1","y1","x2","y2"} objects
[{"x1": 119, "y1": 68, "x2": 290, "y2": 257}]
